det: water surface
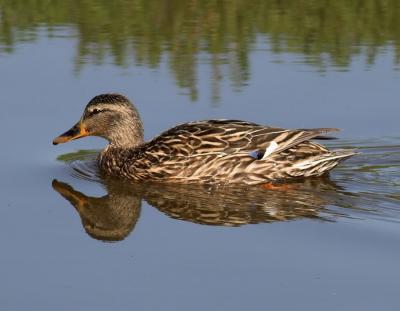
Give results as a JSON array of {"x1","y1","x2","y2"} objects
[{"x1": 1, "y1": 2, "x2": 400, "y2": 310}]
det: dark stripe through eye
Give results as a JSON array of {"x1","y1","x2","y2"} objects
[{"x1": 88, "y1": 108, "x2": 102, "y2": 117}]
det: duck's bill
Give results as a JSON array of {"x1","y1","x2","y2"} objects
[{"x1": 53, "y1": 123, "x2": 89, "y2": 145}]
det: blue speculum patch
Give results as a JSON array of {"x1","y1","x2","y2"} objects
[{"x1": 249, "y1": 150, "x2": 264, "y2": 160}]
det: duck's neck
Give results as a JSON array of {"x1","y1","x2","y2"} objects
[
  {"x1": 109, "y1": 135, "x2": 144, "y2": 149},
  {"x1": 107, "y1": 120, "x2": 144, "y2": 149}
]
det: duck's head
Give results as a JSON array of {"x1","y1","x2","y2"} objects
[{"x1": 53, "y1": 94, "x2": 144, "y2": 148}]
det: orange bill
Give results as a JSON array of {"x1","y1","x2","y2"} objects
[{"x1": 53, "y1": 122, "x2": 89, "y2": 145}]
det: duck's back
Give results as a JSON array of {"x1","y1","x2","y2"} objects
[{"x1": 100, "y1": 120, "x2": 355, "y2": 184}]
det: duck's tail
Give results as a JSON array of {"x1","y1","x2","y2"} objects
[{"x1": 292, "y1": 149, "x2": 358, "y2": 177}]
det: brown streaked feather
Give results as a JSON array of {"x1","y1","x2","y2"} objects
[
  {"x1": 263, "y1": 128, "x2": 340, "y2": 158},
  {"x1": 98, "y1": 120, "x2": 354, "y2": 184},
  {"x1": 147, "y1": 120, "x2": 287, "y2": 156}
]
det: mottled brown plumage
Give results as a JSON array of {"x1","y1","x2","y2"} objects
[{"x1": 53, "y1": 93, "x2": 357, "y2": 184}]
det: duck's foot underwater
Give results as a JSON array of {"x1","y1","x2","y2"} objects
[{"x1": 261, "y1": 182, "x2": 297, "y2": 191}]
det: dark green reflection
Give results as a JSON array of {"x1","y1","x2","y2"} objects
[
  {"x1": 2, "y1": 0, "x2": 399, "y2": 99},
  {"x1": 52, "y1": 177, "x2": 349, "y2": 242}
]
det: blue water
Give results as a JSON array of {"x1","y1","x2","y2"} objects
[{"x1": 1, "y1": 28, "x2": 400, "y2": 311}]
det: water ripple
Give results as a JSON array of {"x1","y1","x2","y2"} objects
[
  {"x1": 56, "y1": 149, "x2": 101, "y2": 182},
  {"x1": 56, "y1": 138, "x2": 400, "y2": 227}
]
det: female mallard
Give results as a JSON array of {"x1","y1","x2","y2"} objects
[{"x1": 53, "y1": 94, "x2": 356, "y2": 184}]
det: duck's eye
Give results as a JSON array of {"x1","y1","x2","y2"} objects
[{"x1": 88, "y1": 108, "x2": 101, "y2": 117}]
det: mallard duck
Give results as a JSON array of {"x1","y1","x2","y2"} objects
[{"x1": 53, "y1": 93, "x2": 356, "y2": 184}]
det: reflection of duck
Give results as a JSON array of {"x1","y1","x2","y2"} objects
[
  {"x1": 52, "y1": 180, "x2": 141, "y2": 241},
  {"x1": 52, "y1": 177, "x2": 347, "y2": 242},
  {"x1": 53, "y1": 94, "x2": 356, "y2": 184}
]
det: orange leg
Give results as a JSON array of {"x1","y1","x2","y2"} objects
[{"x1": 261, "y1": 182, "x2": 296, "y2": 191}]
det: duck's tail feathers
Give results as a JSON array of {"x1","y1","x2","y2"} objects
[{"x1": 292, "y1": 149, "x2": 359, "y2": 177}]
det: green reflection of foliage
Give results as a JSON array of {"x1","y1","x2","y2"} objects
[
  {"x1": 56, "y1": 149, "x2": 98, "y2": 162},
  {"x1": 1, "y1": 0, "x2": 400, "y2": 100}
]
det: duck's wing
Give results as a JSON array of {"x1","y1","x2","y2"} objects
[
  {"x1": 146, "y1": 120, "x2": 338, "y2": 158},
  {"x1": 259, "y1": 127, "x2": 340, "y2": 158}
]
